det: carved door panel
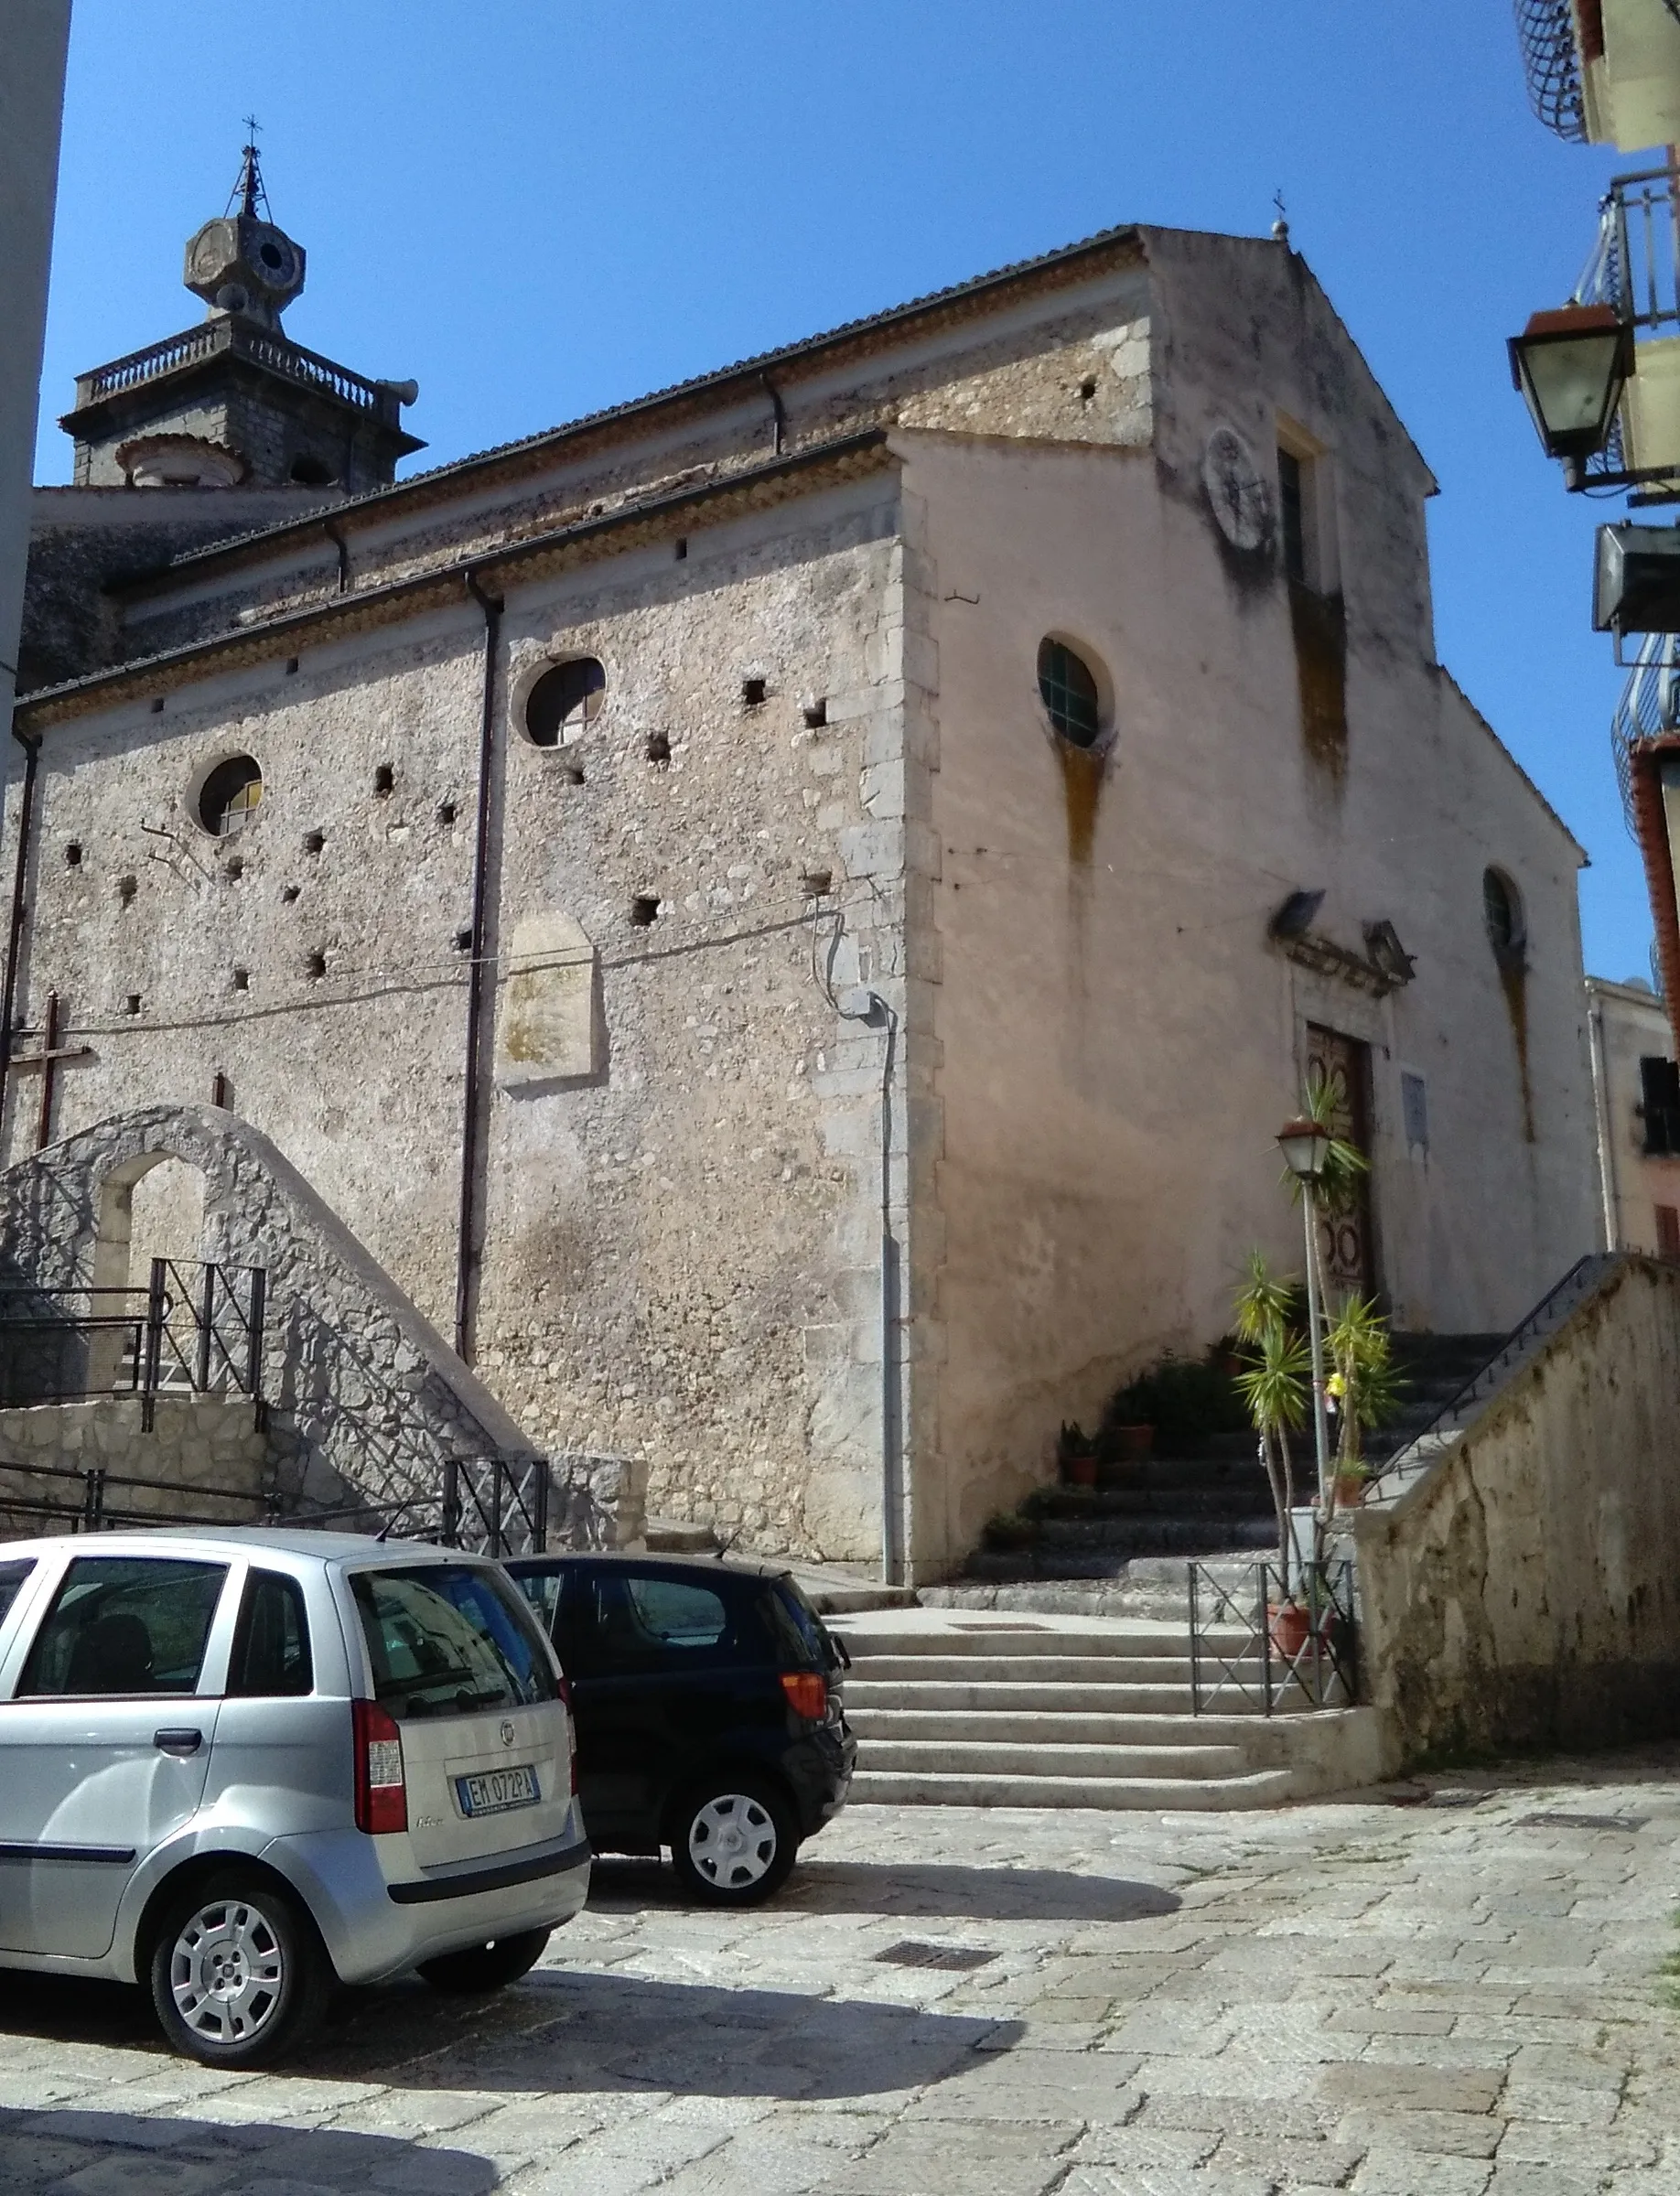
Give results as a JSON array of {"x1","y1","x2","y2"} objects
[{"x1": 1304, "y1": 1025, "x2": 1375, "y2": 1298}]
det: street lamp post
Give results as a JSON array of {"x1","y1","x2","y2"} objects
[{"x1": 1276, "y1": 1115, "x2": 1334, "y2": 1534}]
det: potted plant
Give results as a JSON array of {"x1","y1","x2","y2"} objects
[
  {"x1": 982, "y1": 1509, "x2": 1036, "y2": 1552},
  {"x1": 1324, "y1": 1292, "x2": 1401, "y2": 1512},
  {"x1": 1057, "y1": 1421, "x2": 1099, "y2": 1487}
]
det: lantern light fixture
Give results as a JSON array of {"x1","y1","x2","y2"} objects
[{"x1": 1507, "y1": 302, "x2": 1635, "y2": 488}]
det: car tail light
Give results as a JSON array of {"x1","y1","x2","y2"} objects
[
  {"x1": 780, "y1": 1671, "x2": 827, "y2": 1720},
  {"x1": 352, "y1": 1698, "x2": 407, "y2": 1834}
]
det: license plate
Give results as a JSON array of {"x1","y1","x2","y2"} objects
[{"x1": 456, "y1": 1764, "x2": 539, "y2": 1816}]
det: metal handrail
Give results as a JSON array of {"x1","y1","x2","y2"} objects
[{"x1": 1376, "y1": 1254, "x2": 1613, "y2": 1488}]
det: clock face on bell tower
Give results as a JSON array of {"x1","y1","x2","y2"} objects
[{"x1": 181, "y1": 138, "x2": 307, "y2": 331}]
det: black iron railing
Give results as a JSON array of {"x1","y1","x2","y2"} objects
[
  {"x1": 277, "y1": 1457, "x2": 553, "y2": 1558},
  {"x1": 1189, "y1": 1558, "x2": 1357, "y2": 1716},
  {"x1": 0, "y1": 1451, "x2": 551, "y2": 1556},
  {"x1": 1376, "y1": 1253, "x2": 1614, "y2": 1490},
  {"x1": 0, "y1": 1459, "x2": 268, "y2": 1536},
  {"x1": 0, "y1": 1258, "x2": 266, "y2": 1432}
]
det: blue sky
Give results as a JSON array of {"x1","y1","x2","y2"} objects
[{"x1": 36, "y1": 1, "x2": 1648, "y2": 978}]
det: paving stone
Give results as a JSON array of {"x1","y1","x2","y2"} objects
[
  {"x1": 1318, "y1": 2064, "x2": 1506, "y2": 2115},
  {"x1": 1334, "y1": 2110, "x2": 1504, "y2": 2158},
  {"x1": 1351, "y1": 2151, "x2": 1493, "y2": 2194},
  {"x1": 816, "y1": 2120, "x2": 1078, "y2": 2196}
]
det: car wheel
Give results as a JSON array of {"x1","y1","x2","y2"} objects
[
  {"x1": 668, "y1": 1776, "x2": 797, "y2": 1906},
  {"x1": 417, "y1": 1928, "x2": 552, "y2": 1994},
  {"x1": 148, "y1": 1871, "x2": 330, "y2": 2069}
]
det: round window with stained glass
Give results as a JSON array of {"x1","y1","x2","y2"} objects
[{"x1": 198, "y1": 755, "x2": 264, "y2": 837}]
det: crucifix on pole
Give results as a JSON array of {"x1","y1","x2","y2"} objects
[{"x1": 9, "y1": 993, "x2": 93, "y2": 1150}]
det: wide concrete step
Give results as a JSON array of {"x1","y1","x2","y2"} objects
[
  {"x1": 847, "y1": 1766, "x2": 1298, "y2": 1811},
  {"x1": 1035, "y1": 1516, "x2": 1276, "y2": 1554},
  {"x1": 1032, "y1": 1483, "x2": 1276, "y2": 1518},
  {"x1": 843, "y1": 1652, "x2": 1208, "y2": 1684},
  {"x1": 858, "y1": 1737, "x2": 1251, "y2": 1778},
  {"x1": 848, "y1": 1706, "x2": 1261, "y2": 1744},
  {"x1": 845, "y1": 1678, "x2": 1207, "y2": 1713},
  {"x1": 839, "y1": 1627, "x2": 1210, "y2": 1660}
]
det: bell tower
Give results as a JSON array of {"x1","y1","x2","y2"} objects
[{"x1": 59, "y1": 135, "x2": 424, "y2": 493}]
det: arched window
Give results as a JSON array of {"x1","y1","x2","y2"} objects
[
  {"x1": 1037, "y1": 638, "x2": 1102, "y2": 748},
  {"x1": 198, "y1": 756, "x2": 264, "y2": 837},
  {"x1": 524, "y1": 658, "x2": 606, "y2": 747},
  {"x1": 1483, "y1": 867, "x2": 1525, "y2": 959}
]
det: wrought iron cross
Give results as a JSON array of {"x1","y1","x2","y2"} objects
[{"x1": 9, "y1": 992, "x2": 93, "y2": 1149}]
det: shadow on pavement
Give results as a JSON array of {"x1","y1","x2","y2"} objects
[
  {"x1": 0, "y1": 1965, "x2": 1023, "y2": 2101},
  {"x1": 0, "y1": 2103, "x2": 501, "y2": 2194},
  {"x1": 589, "y1": 1855, "x2": 1181, "y2": 1922}
]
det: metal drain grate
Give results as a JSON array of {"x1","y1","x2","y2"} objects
[
  {"x1": 875, "y1": 1940, "x2": 997, "y2": 1971},
  {"x1": 1523, "y1": 1811, "x2": 1648, "y2": 1833}
]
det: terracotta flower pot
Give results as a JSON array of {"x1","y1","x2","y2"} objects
[
  {"x1": 1268, "y1": 1602, "x2": 1311, "y2": 1660},
  {"x1": 1111, "y1": 1423, "x2": 1154, "y2": 1462},
  {"x1": 1334, "y1": 1470, "x2": 1367, "y2": 1508},
  {"x1": 1063, "y1": 1451, "x2": 1098, "y2": 1487}
]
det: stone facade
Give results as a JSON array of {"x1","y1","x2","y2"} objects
[
  {"x1": 1356, "y1": 1254, "x2": 1680, "y2": 1759},
  {"x1": 0, "y1": 1394, "x2": 270, "y2": 1537},
  {"x1": 8, "y1": 222, "x2": 1602, "y2": 1582}
]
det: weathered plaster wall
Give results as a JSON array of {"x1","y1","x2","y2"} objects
[
  {"x1": 906, "y1": 231, "x2": 1598, "y2": 1564},
  {"x1": 1355, "y1": 1255, "x2": 1680, "y2": 1760},
  {"x1": 1588, "y1": 975, "x2": 1680, "y2": 1254}
]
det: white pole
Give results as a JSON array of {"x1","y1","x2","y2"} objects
[{"x1": 1301, "y1": 1185, "x2": 1331, "y2": 1532}]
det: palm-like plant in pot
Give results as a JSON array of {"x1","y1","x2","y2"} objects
[
  {"x1": 1324, "y1": 1292, "x2": 1401, "y2": 1511},
  {"x1": 1232, "y1": 1252, "x2": 1308, "y2": 1597}
]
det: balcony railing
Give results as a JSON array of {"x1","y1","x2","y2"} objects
[
  {"x1": 1514, "y1": 0, "x2": 1587, "y2": 144},
  {"x1": 73, "y1": 319, "x2": 403, "y2": 423}
]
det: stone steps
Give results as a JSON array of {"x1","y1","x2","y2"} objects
[{"x1": 837, "y1": 1610, "x2": 1374, "y2": 1810}]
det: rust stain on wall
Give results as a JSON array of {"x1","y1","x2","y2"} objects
[
  {"x1": 1057, "y1": 741, "x2": 1104, "y2": 864},
  {"x1": 1498, "y1": 954, "x2": 1537, "y2": 1144},
  {"x1": 1289, "y1": 583, "x2": 1347, "y2": 782}
]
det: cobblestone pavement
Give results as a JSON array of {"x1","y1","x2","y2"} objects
[{"x1": 2, "y1": 1749, "x2": 1678, "y2": 2194}]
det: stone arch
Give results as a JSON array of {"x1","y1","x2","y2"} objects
[{"x1": 92, "y1": 1150, "x2": 210, "y2": 1299}]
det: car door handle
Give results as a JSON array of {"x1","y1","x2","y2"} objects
[{"x1": 153, "y1": 1728, "x2": 203, "y2": 1757}]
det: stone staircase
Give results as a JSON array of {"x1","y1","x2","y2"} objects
[
  {"x1": 836, "y1": 1608, "x2": 1379, "y2": 1809},
  {"x1": 935, "y1": 1327, "x2": 1523, "y2": 1618}
]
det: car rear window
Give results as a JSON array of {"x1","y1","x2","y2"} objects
[
  {"x1": 350, "y1": 1564, "x2": 557, "y2": 1720},
  {"x1": 18, "y1": 1556, "x2": 228, "y2": 1697},
  {"x1": 760, "y1": 1577, "x2": 839, "y2": 1670},
  {"x1": 229, "y1": 1570, "x2": 313, "y2": 1697}
]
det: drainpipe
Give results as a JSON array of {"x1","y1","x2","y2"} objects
[
  {"x1": 0, "y1": 727, "x2": 41, "y2": 1125},
  {"x1": 456, "y1": 571, "x2": 503, "y2": 1362},
  {"x1": 760, "y1": 373, "x2": 787, "y2": 458},
  {"x1": 874, "y1": 994, "x2": 904, "y2": 1586},
  {"x1": 1588, "y1": 990, "x2": 1622, "y2": 1251},
  {"x1": 321, "y1": 516, "x2": 350, "y2": 595}
]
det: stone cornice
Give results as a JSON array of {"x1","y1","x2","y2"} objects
[{"x1": 14, "y1": 430, "x2": 898, "y2": 734}]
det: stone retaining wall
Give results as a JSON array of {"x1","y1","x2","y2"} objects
[{"x1": 1355, "y1": 1254, "x2": 1680, "y2": 1762}]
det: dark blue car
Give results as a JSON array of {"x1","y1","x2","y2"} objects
[{"x1": 503, "y1": 1553, "x2": 856, "y2": 1906}]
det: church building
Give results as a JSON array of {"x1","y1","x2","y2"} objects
[{"x1": 8, "y1": 160, "x2": 1600, "y2": 1582}]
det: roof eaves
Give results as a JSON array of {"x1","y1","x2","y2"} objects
[{"x1": 14, "y1": 429, "x2": 897, "y2": 732}]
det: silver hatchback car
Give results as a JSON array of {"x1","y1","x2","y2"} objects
[{"x1": 0, "y1": 1528, "x2": 590, "y2": 2066}]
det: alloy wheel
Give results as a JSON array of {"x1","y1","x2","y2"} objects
[
  {"x1": 687, "y1": 1792, "x2": 779, "y2": 1889},
  {"x1": 168, "y1": 1896, "x2": 286, "y2": 2050}
]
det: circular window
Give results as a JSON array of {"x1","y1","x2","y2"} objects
[
  {"x1": 198, "y1": 755, "x2": 264, "y2": 837},
  {"x1": 1037, "y1": 639, "x2": 1102, "y2": 748},
  {"x1": 1483, "y1": 867, "x2": 1524, "y2": 958},
  {"x1": 524, "y1": 658, "x2": 606, "y2": 748}
]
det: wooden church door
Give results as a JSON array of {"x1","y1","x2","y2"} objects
[{"x1": 1305, "y1": 1024, "x2": 1376, "y2": 1299}]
